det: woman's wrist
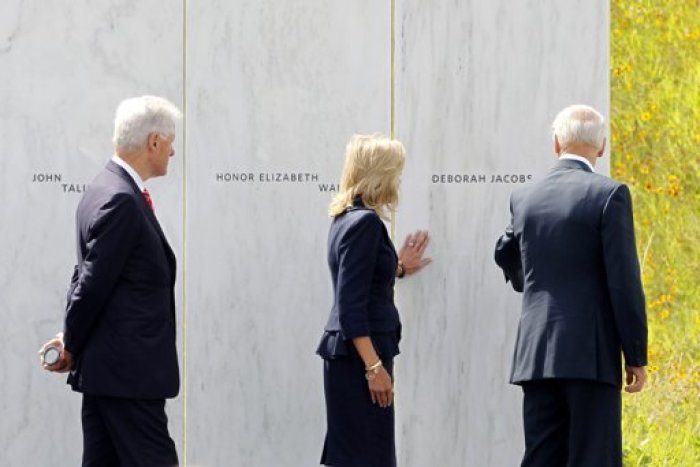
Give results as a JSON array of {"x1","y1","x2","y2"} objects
[
  {"x1": 396, "y1": 260, "x2": 405, "y2": 278},
  {"x1": 365, "y1": 359, "x2": 383, "y2": 380}
]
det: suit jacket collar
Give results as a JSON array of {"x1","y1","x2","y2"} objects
[
  {"x1": 351, "y1": 195, "x2": 366, "y2": 209},
  {"x1": 105, "y1": 161, "x2": 175, "y2": 273},
  {"x1": 106, "y1": 160, "x2": 142, "y2": 192},
  {"x1": 106, "y1": 161, "x2": 159, "y2": 221},
  {"x1": 554, "y1": 158, "x2": 594, "y2": 173},
  {"x1": 347, "y1": 195, "x2": 397, "y2": 259},
  {"x1": 343, "y1": 195, "x2": 370, "y2": 213},
  {"x1": 110, "y1": 155, "x2": 145, "y2": 191}
]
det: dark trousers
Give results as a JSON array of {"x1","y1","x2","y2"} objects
[
  {"x1": 81, "y1": 394, "x2": 178, "y2": 467},
  {"x1": 520, "y1": 379, "x2": 622, "y2": 467}
]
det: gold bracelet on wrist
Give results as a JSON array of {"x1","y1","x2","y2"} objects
[
  {"x1": 396, "y1": 260, "x2": 405, "y2": 278},
  {"x1": 365, "y1": 360, "x2": 383, "y2": 380}
]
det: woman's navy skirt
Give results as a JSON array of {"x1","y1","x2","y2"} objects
[{"x1": 318, "y1": 332, "x2": 399, "y2": 467}]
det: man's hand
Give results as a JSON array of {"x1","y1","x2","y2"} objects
[
  {"x1": 624, "y1": 366, "x2": 647, "y2": 393},
  {"x1": 38, "y1": 334, "x2": 74, "y2": 373}
]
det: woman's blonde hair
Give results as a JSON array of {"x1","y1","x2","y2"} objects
[{"x1": 329, "y1": 134, "x2": 406, "y2": 218}]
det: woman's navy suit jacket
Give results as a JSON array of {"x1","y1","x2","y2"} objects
[{"x1": 318, "y1": 199, "x2": 401, "y2": 360}]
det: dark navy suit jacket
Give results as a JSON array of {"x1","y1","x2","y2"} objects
[
  {"x1": 64, "y1": 161, "x2": 179, "y2": 399},
  {"x1": 317, "y1": 198, "x2": 401, "y2": 360},
  {"x1": 495, "y1": 159, "x2": 647, "y2": 387}
]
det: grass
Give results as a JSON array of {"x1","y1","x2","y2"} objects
[{"x1": 611, "y1": 0, "x2": 700, "y2": 465}]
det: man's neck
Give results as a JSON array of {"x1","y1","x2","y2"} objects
[
  {"x1": 559, "y1": 153, "x2": 595, "y2": 172},
  {"x1": 115, "y1": 150, "x2": 150, "y2": 181},
  {"x1": 558, "y1": 145, "x2": 598, "y2": 168}
]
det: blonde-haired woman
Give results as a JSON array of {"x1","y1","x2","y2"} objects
[{"x1": 317, "y1": 134, "x2": 431, "y2": 466}]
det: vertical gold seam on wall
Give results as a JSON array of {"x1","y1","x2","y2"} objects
[
  {"x1": 181, "y1": 0, "x2": 188, "y2": 464},
  {"x1": 390, "y1": 0, "x2": 396, "y2": 141},
  {"x1": 390, "y1": 0, "x2": 397, "y2": 241}
]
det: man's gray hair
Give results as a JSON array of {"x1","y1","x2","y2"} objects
[
  {"x1": 552, "y1": 104, "x2": 605, "y2": 150},
  {"x1": 112, "y1": 96, "x2": 182, "y2": 151}
]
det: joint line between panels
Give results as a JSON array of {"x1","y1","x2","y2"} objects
[
  {"x1": 390, "y1": 0, "x2": 397, "y2": 241},
  {"x1": 181, "y1": 0, "x2": 188, "y2": 465}
]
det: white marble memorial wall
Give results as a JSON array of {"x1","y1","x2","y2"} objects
[
  {"x1": 0, "y1": 2, "x2": 184, "y2": 466},
  {"x1": 394, "y1": 1, "x2": 609, "y2": 465},
  {"x1": 184, "y1": 1, "x2": 390, "y2": 465},
  {"x1": 0, "y1": 0, "x2": 608, "y2": 465}
]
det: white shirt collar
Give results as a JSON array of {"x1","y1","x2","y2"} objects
[
  {"x1": 559, "y1": 153, "x2": 595, "y2": 173},
  {"x1": 111, "y1": 155, "x2": 145, "y2": 191}
]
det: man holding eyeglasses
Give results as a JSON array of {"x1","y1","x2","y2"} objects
[{"x1": 40, "y1": 96, "x2": 182, "y2": 466}]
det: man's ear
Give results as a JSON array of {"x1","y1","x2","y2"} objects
[
  {"x1": 553, "y1": 134, "x2": 561, "y2": 155},
  {"x1": 147, "y1": 132, "x2": 159, "y2": 151},
  {"x1": 597, "y1": 138, "x2": 606, "y2": 158}
]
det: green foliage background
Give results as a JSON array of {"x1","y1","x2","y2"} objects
[{"x1": 611, "y1": 0, "x2": 700, "y2": 464}]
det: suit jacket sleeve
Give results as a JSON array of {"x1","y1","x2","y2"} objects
[
  {"x1": 336, "y1": 214, "x2": 382, "y2": 340},
  {"x1": 601, "y1": 184, "x2": 648, "y2": 367},
  {"x1": 494, "y1": 199, "x2": 524, "y2": 292},
  {"x1": 63, "y1": 193, "x2": 141, "y2": 357}
]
